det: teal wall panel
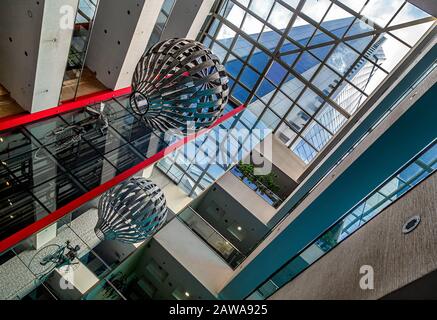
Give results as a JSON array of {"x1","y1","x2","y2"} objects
[{"x1": 220, "y1": 46, "x2": 437, "y2": 299}]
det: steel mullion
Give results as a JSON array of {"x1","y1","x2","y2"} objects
[
  {"x1": 251, "y1": 0, "x2": 306, "y2": 114},
  {"x1": 229, "y1": 0, "x2": 276, "y2": 105}
]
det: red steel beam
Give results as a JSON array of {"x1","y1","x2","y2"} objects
[
  {"x1": 0, "y1": 87, "x2": 132, "y2": 132},
  {"x1": 0, "y1": 104, "x2": 246, "y2": 253}
]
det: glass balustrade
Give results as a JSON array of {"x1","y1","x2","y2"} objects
[{"x1": 178, "y1": 207, "x2": 246, "y2": 269}]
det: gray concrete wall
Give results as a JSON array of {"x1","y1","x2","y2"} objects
[
  {"x1": 255, "y1": 135, "x2": 307, "y2": 183},
  {"x1": 134, "y1": 238, "x2": 217, "y2": 299},
  {"x1": 270, "y1": 172, "x2": 437, "y2": 300},
  {"x1": 154, "y1": 218, "x2": 234, "y2": 295},
  {"x1": 217, "y1": 172, "x2": 277, "y2": 226},
  {"x1": 85, "y1": 0, "x2": 164, "y2": 90},
  {"x1": 160, "y1": 0, "x2": 215, "y2": 40},
  {"x1": 194, "y1": 184, "x2": 270, "y2": 255},
  {"x1": 0, "y1": 0, "x2": 77, "y2": 112}
]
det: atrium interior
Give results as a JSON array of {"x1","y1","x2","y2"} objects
[{"x1": 0, "y1": 0, "x2": 435, "y2": 300}]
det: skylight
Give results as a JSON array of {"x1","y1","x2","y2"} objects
[{"x1": 200, "y1": 0, "x2": 435, "y2": 164}]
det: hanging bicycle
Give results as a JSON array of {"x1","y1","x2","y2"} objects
[
  {"x1": 34, "y1": 103, "x2": 115, "y2": 160},
  {"x1": 28, "y1": 240, "x2": 81, "y2": 281}
]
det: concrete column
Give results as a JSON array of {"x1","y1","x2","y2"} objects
[
  {"x1": 154, "y1": 218, "x2": 234, "y2": 296},
  {"x1": 160, "y1": 0, "x2": 216, "y2": 40},
  {"x1": 85, "y1": 0, "x2": 164, "y2": 90},
  {"x1": 0, "y1": 0, "x2": 78, "y2": 113},
  {"x1": 0, "y1": 0, "x2": 45, "y2": 111}
]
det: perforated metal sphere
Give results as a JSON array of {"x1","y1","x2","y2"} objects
[
  {"x1": 95, "y1": 177, "x2": 168, "y2": 244},
  {"x1": 129, "y1": 38, "x2": 229, "y2": 133}
]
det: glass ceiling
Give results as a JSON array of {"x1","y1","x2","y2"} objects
[
  {"x1": 157, "y1": 105, "x2": 270, "y2": 198},
  {"x1": 199, "y1": 0, "x2": 435, "y2": 163}
]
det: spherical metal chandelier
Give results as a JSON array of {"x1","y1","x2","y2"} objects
[
  {"x1": 95, "y1": 177, "x2": 168, "y2": 244},
  {"x1": 129, "y1": 38, "x2": 229, "y2": 133}
]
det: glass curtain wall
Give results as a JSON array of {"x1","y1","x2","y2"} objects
[
  {"x1": 157, "y1": 105, "x2": 270, "y2": 198},
  {"x1": 155, "y1": 0, "x2": 435, "y2": 268}
]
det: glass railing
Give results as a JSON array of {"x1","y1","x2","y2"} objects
[
  {"x1": 178, "y1": 207, "x2": 246, "y2": 269},
  {"x1": 231, "y1": 166, "x2": 283, "y2": 208},
  {"x1": 82, "y1": 278, "x2": 127, "y2": 300},
  {"x1": 247, "y1": 140, "x2": 437, "y2": 300}
]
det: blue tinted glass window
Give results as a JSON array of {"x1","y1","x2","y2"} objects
[
  {"x1": 232, "y1": 84, "x2": 250, "y2": 103},
  {"x1": 225, "y1": 55, "x2": 243, "y2": 78},
  {"x1": 256, "y1": 79, "x2": 276, "y2": 101},
  {"x1": 266, "y1": 62, "x2": 287, "y2": 85},
  {"x1": 249, "y1": 49, "x2": 270, "y2": 72},
  {"x1": 240, "y1": 66, "x2": 260, "y2": 89},
  {"x1": 259, "y1": 29, "x2": 282, "y2": 52},
  {"x1": 232, "y1": 35, "x2": 253, "y2": 60}
]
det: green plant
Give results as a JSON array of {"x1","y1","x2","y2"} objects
[
  {"x1": 318, "y1": 222, "x2": 344, "y2": 250},
  {"x1": 236, "y1": 162, "x2": 280, "y2": 194}
]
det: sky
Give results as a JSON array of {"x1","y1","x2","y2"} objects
[{"x1": 215, "y1": 0, "x2": 435, "y2": 94}]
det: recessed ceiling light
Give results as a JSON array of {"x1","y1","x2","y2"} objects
[
  {"x1": 184, "y1": 291, "x2": 190, "y2": 297},
  {"x1": 237, "y1": 226, "x2": 242, "y2": 231}
]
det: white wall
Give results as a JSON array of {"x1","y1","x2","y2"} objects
[
  {"x1": 0, "y1": 0, "x2": 77, "y2": 112},
  {"x1": 154, "y1": 219, "x2": 234, "y2": 295},
  {"x1": 85, "y1": 0, "x2": 164, "y2": 90},
  {"x1": 161, "y1": 0, "x2": 216, "y2": 40}
]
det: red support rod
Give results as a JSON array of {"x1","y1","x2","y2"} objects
[{"x1": 0, "y1": 104, "x2": 246, "y2": 253}]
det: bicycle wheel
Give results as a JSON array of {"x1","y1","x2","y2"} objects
[{"x1": 28, "y1": 244, "x2": 63, "y2": 277}]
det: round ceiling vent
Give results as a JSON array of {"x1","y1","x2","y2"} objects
[{"x1": 402, "y1": 215, "x2": 421, "y2": 234}]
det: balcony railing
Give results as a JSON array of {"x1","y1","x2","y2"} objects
[
  {"x1": 231, "y1": 166, "x2": 283, "y2": 208},
  {"x1": 177, "y1": 207, "x2": 245, "y2": 269}
]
